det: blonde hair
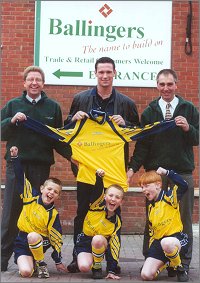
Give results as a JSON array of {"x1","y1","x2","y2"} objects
[
  {"x1": 23, "y1": 65, "x2": 45, "y2": 82},
  {"x1": 138, "y1": 171, "x2": 162, "y2": 186},
  {"x1": 43, "y1": 177, "x2": 62, "y2": 192},
  {"x1": 105, "y1": 184, "x2": 124, "y2": 199}
]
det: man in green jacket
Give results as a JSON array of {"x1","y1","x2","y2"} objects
[
  {"x1": 127, "y1": 69, "x2": 199, "y2": 282},
  {"x1": 1, "y1": 66, "x2": 71, "y2": 271}
]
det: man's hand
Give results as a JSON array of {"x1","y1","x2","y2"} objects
[
  {"x1": 127, "y1": 168, "x2": 134, "y2": 184},
  {"x1": 110, "y1": 115, "x2": 125, "y2": 126},
  {"x1": 156, "y1": 167, "x2": 167, "y2": 176},
  {"x1": 11, "y1": 112, "x2": 27, "y2": 124},
  {"x1": 10, "y1": 146, "x2": 18, "y2": 157},
  {"x1": 175, "y1": 116, "x2": 189, "y2": 132},
  {"x1": 72, "y1": 111, "x2": 89, "y2": 122},
  {"x1": 55, "y1": 263, "x2": 68, "y2": 272}
]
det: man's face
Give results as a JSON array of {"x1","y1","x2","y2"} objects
[
  {"x1": 24, "y1": 71, "x2": 44, "y2": 98},
  {"x1": 95, "y1": 63, "x2": 116, "y2": 88},
  {"x1": 157, "y1": 74, "x2": 177, "y2": 102}
]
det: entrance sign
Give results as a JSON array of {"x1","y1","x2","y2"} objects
[{"x1": 35, "y1": 1, "x2": 172, "y2": 87}]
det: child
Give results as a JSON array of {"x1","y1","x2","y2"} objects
[
  {"x1": 75, "y1": 169, "x2": 124, "y2": 280},
  {"x1": 10, "y1": 146, "x2": 68, "y2": 278},
  {"x1": 139, "y1": 167, "x2": 189, "y2": 282}
]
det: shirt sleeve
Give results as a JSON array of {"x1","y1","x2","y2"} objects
[
  {"x1": 49, "y1": 213, "x2": 63, "y2": 264},
  {"x1": 165, "y1": 170, "x2": 188, "y2": 204},
  {"x1": 106, "y1": 223, "x2": 121, "y2": 274},
  {"x1": 11, "y1": 156, "x2": 34, "y2": 198}
]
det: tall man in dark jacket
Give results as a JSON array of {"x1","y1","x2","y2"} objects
[
  {"x1": 1, "y1": 66, "x2": 71, "y2": 271},
  {"x1": 127, "y1": 69, "x2": 199, "y2": 280},
  {"x1": 65, "y1": 57, "x2": 139, "y2": 272}
]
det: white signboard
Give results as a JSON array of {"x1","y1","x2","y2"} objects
[{"x1": 34, "y1": 1, "x2": 172, "y2": 87}]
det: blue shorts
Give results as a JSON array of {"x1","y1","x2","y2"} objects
[
  {"x1": 147, "y1": 232, "x2": 188, "y2": 263},
  {"x1": 75, "y1": 233, "x2": 93, "y2": 256},
  {"x1": 14, "y1": 231, "x2": 51, "y2": 264}
]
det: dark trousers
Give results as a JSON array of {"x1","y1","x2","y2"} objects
[
  {"x1": 142, "y1": 173, "x2": 194, "y2": 269},
  {"x1": 73, "y1": 182, "x2": 95, "y2": 257},
  {"x1": 1, "y1": 161, "x2": 50, "y2": 267}
]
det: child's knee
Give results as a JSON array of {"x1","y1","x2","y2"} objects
[
  {"x1": 141, "y1": 270, "x2": 155, "y2": 281},
  {"x1": 27, "y1": 232, "x2": 41, "y2": 243},
  {"x1": 19, "y1": 267, "x2": 33, "y2": 278},
  {"x1": 78, "y1": 262, "x2": 91, "y2": 273},
  {"x1": 92, "y1": 235, "x2": 105, "y2": 248}
]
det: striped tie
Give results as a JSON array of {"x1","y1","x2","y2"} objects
[
  {"x1": 165, "y1": 103, "x2": 172, "y2": 120},
  {"x1": 32, "y1": 99, "x2": 36, "y2": 105}
]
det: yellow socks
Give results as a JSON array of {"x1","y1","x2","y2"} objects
[
  {"x1": 164, "y1": 246, "x2": 181, "y2": 268},
  {"x1": 155, "y1": 262, "x2": 169, "y2": 278},
  {"x1": 29, "y1": 239, "x2": 44, "y2": 262},
  {"x1": 92, "y1": 245, "x2": 105, "y2": 269}
]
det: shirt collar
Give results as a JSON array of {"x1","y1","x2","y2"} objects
[
  {"x1": 26, "y1": 94, "x2": 41, "y2": 103},
  {"x1": 159, "y1": 96, "x2": 179, "y2": 110},
  {"x1": 38, "y1": 195, "x2": 55, "y2": 211}
]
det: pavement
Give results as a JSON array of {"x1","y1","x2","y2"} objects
[{"x1": 1, "y1": 224, "x2": 199, "y2": 282}]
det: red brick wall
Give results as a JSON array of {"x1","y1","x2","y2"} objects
[{"x1": 1, "y1": 1, "x2": 199, "y2": 233}]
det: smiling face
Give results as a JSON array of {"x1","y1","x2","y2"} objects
[
  {"x1": 141, "y1": 182, "x2": 161, "y2": 201},
  {"x1": 40, "y1": 179, "x2": 62, "y2": 205},
  {"x1": 24, "y1": 71, "x2": 44, "y2": 99},
  {"x1": 105, "y1": 185, "x2": 124, "y2": 215},
  {"x1": 157, "y1": 73, "x2": 177, "y2": 103},
  {"x1": 138, "y1": 170, "x2": 162, "y2": 201}
]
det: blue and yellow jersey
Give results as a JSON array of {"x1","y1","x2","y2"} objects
[
  {"x1": 22, "y1": 110, "x2": 176, "y2": 191},
  {"x1": 12, "y1": 156, "x2": 63, "y2": 264},
  {"x1": 82, "y1": 173, "x2": 121, "y2": 272},
  {"x1": 148, "y1": 170, "x2": 188, "y2": 247}
]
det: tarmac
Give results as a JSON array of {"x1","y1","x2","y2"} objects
[{"x1": 1, "y1": 224, "x2": 199, "y2": 283}]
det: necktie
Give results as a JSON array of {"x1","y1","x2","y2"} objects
[
  {"x1": 32, "y1": 99, "x2": 36, "y2": 105},
  {"x1": 165, "y1": 103, "x2": 172, "y2": 120}
]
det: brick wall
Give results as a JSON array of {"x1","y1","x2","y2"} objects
[{"x1": 1, "y1": 1, "x2": 199, "y2": 233}]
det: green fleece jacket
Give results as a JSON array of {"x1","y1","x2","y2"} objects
[
  {"x1": 1, "y1": 91, "x2": 71, "y2": 164},
  {"x1": 129, "y1": 95, "x2": 199, "y2": 174}
]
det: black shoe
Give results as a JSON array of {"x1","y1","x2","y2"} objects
[
  {"x1": 167, "y1": 266, "x2": 177, "y2": 277},
  {"x1": 92, "y1": 268, "x2": 103, "y2": 279},
  {"x1": 177, "y1": 266, "x2": 189, "y2": 282},
  {"x1": 67, "y1": 259, "x2": 80, "y2": 273},
  {"x1": 182, "y1": 264, "x2": 189, "y2": 272},
  {"x1": 106, "y1": 264, "x2": 121, "y2": 274}
]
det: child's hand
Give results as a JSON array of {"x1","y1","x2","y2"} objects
[
  {"x1": 10, "y1": 146, "x2": 18, "y2": 157},
  {"x1": 156, "y1": 167, "x2": 167, "y2": 176},
  {"x1": 105, "y1": 272, "x2": 121, "y2": 280},
  {"x1": 96, "y1": 168, "x2": 105, "y2": 177},
  {"x1": 55, "y1": 263, "x2": 68, "y2": 272}
]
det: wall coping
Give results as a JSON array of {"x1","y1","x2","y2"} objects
[{"x1": 1, "y1": 185, "x2": 199, "y2": 197}]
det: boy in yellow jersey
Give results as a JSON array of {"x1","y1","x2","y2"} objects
[
  {"x1": 75, "y1": 169, "x2": 124, "y2": 280},
  {"x1": 139, "y1": 167, "x2": 189, "y2": 282},
  {"x1": 10, "y1": 146, "x2": 68, "y2": 278}
]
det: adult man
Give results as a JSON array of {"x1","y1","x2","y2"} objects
[
  {"x1": 65, "y1": 57, "x2": 139, "y2": 272},
  {"x1": 1, "y1": 66, "x2": 71, "y2": 271},
  {"x1": 127, "y1": 69, "x2": 199, "y2": 281}
]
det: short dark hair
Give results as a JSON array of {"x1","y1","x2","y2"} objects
[
  {"x1": 23, "y1": 65, "x2": 45, "y2": 82},
  {"x1": 95, "y1": 57, "x2": 115, "y2": 71},
  {"x1": 156, "y1": 69, "x2": 178, "y2": 83}
]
